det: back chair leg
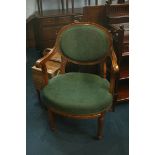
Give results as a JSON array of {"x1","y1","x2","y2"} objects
[
  {"x1": 48, "y1": 109, "x2": 56, "y2": 131},
  {"x1": 36, "y1": 89, "x2": 47, "y2": 109},
  {"x1": 97, "y1": 113, "x2": 105, "y2": 139}
]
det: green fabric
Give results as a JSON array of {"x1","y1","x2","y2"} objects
[
  {"x1": 41, "y1": 73, "x2": 112, "y2": 115},
  {"x1": 60, "y1": 25, "x2": 109, "y2": 62}
]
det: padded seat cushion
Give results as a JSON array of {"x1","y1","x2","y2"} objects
[{"x1": 41, "y1": 73, "x2": 112, "y2": 115}]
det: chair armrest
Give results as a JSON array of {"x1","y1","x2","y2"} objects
[
  {"x1": 111, "y1": 50, "x2": 119, "y2": 75},
  {"x1": 109, "y1": 50, "x2": 119, "y2": 95},
  {"x1": 36, "y1": 47, "x2": 57, "y2": 68},
  {"x1": 35, "y1": 47, "x2": 57, "y2": 86}
]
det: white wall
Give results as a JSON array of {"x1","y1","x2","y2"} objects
[
  {"x1": 26, "y1": 0, "x2": 108, "y2": 19},
  {"x1": 40, "y1": 0, "x2": 107, "y2": 10},
  {"x1": 26, "y1": 0, "x2": 37, "y2": 19}
]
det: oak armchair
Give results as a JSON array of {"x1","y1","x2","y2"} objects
[{"x1": 36, "y1": 22, "x2": 119, "y2": 139}]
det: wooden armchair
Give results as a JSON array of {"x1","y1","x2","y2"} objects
[{"x1": 36, "y1": 22, "x2": 119, "y2": 139}]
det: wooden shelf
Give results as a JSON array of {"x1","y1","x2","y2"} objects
[
  {"x1": 119, "y1": 64, "x2": 129, "y2": 80},
  {"x1": 117, "y1": 79, "x2": 129, "y2": 102},
  {"x1": 122, "y1": 42, "x2": 129, "y2": 56},
  {"x1": 119, "y1": 54, "x2": 129, "y2": 80},
  {"x1": 122, "y1": 51, "x2": 129, "y2": 57}
]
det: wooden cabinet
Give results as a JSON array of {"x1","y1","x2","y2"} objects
[
  {"x1": 111, "y1": 23, "x2": 129, "y2": 103},
  {"x1": 105, "y1": 2, "x2": 129, "y2": 103},
  {"x1": 33, "y1": 10, "x2": 83, "y2": 50}
]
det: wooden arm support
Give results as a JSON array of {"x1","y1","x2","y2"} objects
[
  {"x1": 111, "y1": 50, "x2": 119, "y2": 74},
  {"x1": 109, "y1": 50, "x2": 119, "y2": 94},
  {"x1": 35, "y1": 47, "x2": 57, "y2": 86},
  {"x1": 36, "y1": 48, "x2": 57, "y2": 68}
]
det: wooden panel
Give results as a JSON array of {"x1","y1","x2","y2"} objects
[
  {"x1": 106, "y1": 4, "x2": 129, "y2": 16},
  {"x1": 105, "y1": 3, "x2": 129, "y2": 24},
  {"x1": 38, "y1": 40, "x2": 56, "y2": 49},
  {"x1": 107, "y1": 15, "x2": 129, "y2": 24},
  {"x1": 83, "y1": 5, "x2": 106, "y2": 26},
  {"x1": 41, "y1": 26, "x2": 61, "y2": 40},
  {"x1": 26, "y1": 20, "x2": 35, "y2": 48},
  {"x1": 122, "y1": 43, "x2": 129, "y2": 56},
  {"x1": 58, "y1": 16, "x2": 73, "y2": 24},
  {"x1": 117, "y1": 79, "x2": 129, "y2": 102},
  {"x1": 124, "y1": 33, "x2": 129, "y2": 44},
  {"x1": 120, "y1": 46, "x2": 129, "y2": 79},
  {"x1": 40, "y1": 18, "x2": 56, "y2": 26},
  {"x1": 119, "y1": 65, "x2": 129, "y2": 80}
]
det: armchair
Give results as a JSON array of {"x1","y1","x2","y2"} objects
[{"x1": 36, "y1": 22, "x2": 119, "y2": 139}]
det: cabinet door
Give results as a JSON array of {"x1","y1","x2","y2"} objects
[
  {"x1": 57, "y1": 16, "x2": 73, "y2": 24},
  {"x1": 39, "y1": 40, "x2": 56, "y2": 49},
  {"x1": 40, "y1": 26, "x2": 62, "y2": 40}
]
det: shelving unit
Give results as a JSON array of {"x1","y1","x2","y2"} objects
[
  {"x1": 117, "y1": 79, "x2": 129, "y2": 101},
  {"x1": 105, "y1": 2, "x2": 129, "y2": 103}
]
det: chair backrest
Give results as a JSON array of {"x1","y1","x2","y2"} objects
[{"x1": 55, "y1": 22, "x2": 113, "y2": 65}]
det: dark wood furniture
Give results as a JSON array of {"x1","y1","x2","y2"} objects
[
  {"x1": 36, "y1": 22, "x2": 119, "y2": 139},
  {"x1": 33, "y1": 0, "x2": 104, "y2": 50},
  {"x1": 28, "y1": 1, "x2": 129, "y2": 104},
  {"x1": 105, "y1": 3, "x2": 129, "y2": 25},
  {"x1": 105, "y1": 3, "x2": 129, "y2": 102},
  {"x1": 34, "y1": 0, "x2": 86, "y2": 50},
  {"x1": 26, "y1": 17, "x2": 36, "y2": 48},
  {"x1": 33, "y1": 9, "x2": 84, "y2": 50},
  {"x1": 83, "y1": 5, "x2": 107, "y2": 26}
]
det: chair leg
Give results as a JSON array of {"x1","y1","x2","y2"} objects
[
  {"x1": 48, "y1": 109, "x2": 56, "y2": 131},
  {"x1": 36, "y1": 89, "x2": 47, "y2": 109},
  {"x1": 97, "y1": 113, "x2": 105, "y2": 139}
]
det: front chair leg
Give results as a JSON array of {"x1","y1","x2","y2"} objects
[
  {"x1": 48, "y1": 109, "x2": 56, "y2": 131},
  {"x1": 97, "y1": 113, "x2": 105, "y2": 139}
]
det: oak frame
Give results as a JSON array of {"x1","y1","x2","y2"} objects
[{"x1": 36, "y1": 22, "x2": 119, "y2": 139}]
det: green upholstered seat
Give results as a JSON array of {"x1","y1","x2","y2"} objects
[
  {"x1": 41, "y1": 73, "x2": 112, "y2": 115},
  {"x1": 60, "y1": 25, "x2": 109, "y2": 62}
]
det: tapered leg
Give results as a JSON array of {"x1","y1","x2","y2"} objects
[
  {"x1": 97, "y1": 113, "x2": 105, "y2": 139},
  {"x1": 48, "y1": 109, "x2": 56, "y2": 131},
  {"x1": 36, "y1": 89, "x2": 47, "y2": 109}
]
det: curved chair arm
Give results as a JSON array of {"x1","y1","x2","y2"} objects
[
  {"x1": 36, "y1": 48, "x2": 57, "y2": 68},
  {"x1": 111, "y1": 50, "x2": 119, "y2": 75},
  {"x1": 109, "y1": 50, "x2": 119, "y2": 95},
  {"x1": 35, "y1": 47, "x2": 57, "y2": 86}
]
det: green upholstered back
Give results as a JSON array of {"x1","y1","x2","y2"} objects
[{"x1": 60, "y1": 25, "x2": 110, "y2": 62}]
